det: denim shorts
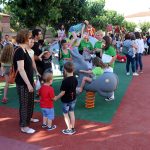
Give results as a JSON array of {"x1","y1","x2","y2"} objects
[
  {"x1": 41, "y1": 108, "x2": 54, "y2": 120},
  {"x1": 62, "y1": 99, "x2": 77, "y2": 114}
]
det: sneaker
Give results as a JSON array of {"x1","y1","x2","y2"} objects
[
  {"x1": 42, "y1": 124, "x2": 47, "y2": 128},
  {"x1": 126, "y1": 72, "x2": 130, "y2": 76},
  {"x1": 139, "y1": 71, "x2": 143, "y2": 74},
  {"x1": 30, "y1": 118, "x2": 39, "y2": 123},
  {"x1": 105, "y1": 97, "x2": 115, "y2": 101},
  {"x1": 133, "y1": 72, "x2": 139, "y2": 76},
  {"x1": 47, "y1": 125, "x2": 57, "y2": 131},
  {"x1": 71, "y1": 128, "x2": 76, "y2": 133},
  {"x1": 62, "y1": 129, "x2": 75, "y2": 135},
  {"x1": 21, "y1": 127, "x2": 36, "y2": 134}
]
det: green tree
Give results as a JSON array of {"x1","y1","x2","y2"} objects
[
  {"x1": 139, "y1": 22, "x2": 150, "y2": 32},
  {"x1": 56, "y1": 0, "x2": 88, "y2": 30},
  {"x1": 123, "y1": 21, "x2": 137, "y2": 32}
]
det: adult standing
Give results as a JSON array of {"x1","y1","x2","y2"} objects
[
  {"x1": 32, "y1": 29, "x2": 43, "y2": 75},
  {"x1": 102, "y1": 35, "x2": 117, "y2": 101},
  {"x1": 122, "y1": 33, "x2": 138, "y2": 76},
  {"x1": 13, "y1": 29, "x2": 35, "y2": 134},
  {"x1": 135, "y1": 32, "x2": 145, "y2": 73},
  {"x1": 57, "y1": 24, "x2": 66, "y2": 42}
]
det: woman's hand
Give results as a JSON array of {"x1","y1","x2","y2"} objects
[
  {"x1": 27, "y1": 84, "x2": 34, "y2": 93},
  {"x1": 36, "y1": 72, "x2": 41, "y2": 77}
]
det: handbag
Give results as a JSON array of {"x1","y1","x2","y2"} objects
[{"x1": 8, "y1": 47, "x2": 19, "y2": 84}]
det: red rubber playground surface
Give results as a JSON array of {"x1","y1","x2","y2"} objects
[{"x1": 0, "y1": 56, "x2": 150, "y2": 150}]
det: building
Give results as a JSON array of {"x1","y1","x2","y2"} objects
[
  {"x1": 125, "y1": 11, "x2": 150, "y2": 24},
  {"x1": 0, "y1": 13, "x2": 11, "y2": 34}
]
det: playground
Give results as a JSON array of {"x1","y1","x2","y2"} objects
[{"x1": 0, "y1": 55, "x2": 150, "y2": 150}]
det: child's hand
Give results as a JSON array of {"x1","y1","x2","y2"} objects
[{"x1": 53, "y1": 96, "x2": 57, "y2": 101}]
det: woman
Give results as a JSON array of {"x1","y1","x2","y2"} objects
[
  {"x1": 13, "y1": 29, "x2": 35, "y2": 134},
  {"x1": 123, "y1": 33, "x2": 138, "y2": 76},
  {"x1": 102, "y1": 35, "x2": 117, "y2": 101},
  {"x1": 135, "y1": 32, "x2": 144, "y2": 73}
]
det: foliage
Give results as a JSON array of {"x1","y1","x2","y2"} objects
[
  {"x1": 2, "y1": 0, "x2": 140, "y2": 36},
  {"x1": 56, "y1": 0, "x2": 88, "y2": 30},
  {"x1": 139, "y1": 22, "x2": 150, "y2": 33},
  {"x1": 4, "y1": 0, "x2": 62, "y2": 30},
  {"x1": 123, "y1": 21, "x2": 137, "y2": 32}
]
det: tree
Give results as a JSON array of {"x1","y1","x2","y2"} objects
[
  {"x1": 4, "y1": 0, "x2": 62, "y2": 29},
  {"x1": 123, "y1": 21, "x2": 137, "y2": 32},
  {"x1": 139, "y1": 22, "x2": 150, "y2": 33},
  {"x1": 56, "y1": 0, "x2": 88, "y2": 30}
]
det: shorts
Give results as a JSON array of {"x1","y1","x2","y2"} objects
[
  {"x1": 3, "y1": 66, "x2": 11, "y2": 76},
  {"x1": 62, "y1": 99, "x2": 77, "y2": 114},
  {"x1": 41, "y1": 108, "x2": 54, "y2": 120}
]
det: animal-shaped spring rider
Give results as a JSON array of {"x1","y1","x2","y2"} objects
[{"x1": 70, "y1": 47, "x2": 119, "y2": 108}]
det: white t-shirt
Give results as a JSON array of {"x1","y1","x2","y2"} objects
[
  {"x1": 28, "y1": 49, "x2": 34, "y2": 58},
  {"x1": 135, "y1": 39, "x2": 145, "y2": 53}
]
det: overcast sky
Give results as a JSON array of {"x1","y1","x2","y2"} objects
[{"x1": 105, "y1": 0, "x2": 150, "y2": 16}]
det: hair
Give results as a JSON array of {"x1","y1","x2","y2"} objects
[
  {"x1": 42, "y1": 73, "x2": 53, "y2": 83},
  {"x1": 16, "y1": 29, "x2": 30, "y2": 44},
  {"x1": 5, "y1": 34, "x2": 9, "y2": 37},
  {"x1": 135, "y1": 32, "x2": 141, "y2": 39},
  {"x1": 103, "y1": 35, "x2": 111, "y2": 50},
  {"x1": 124, "y1": 33, "x2": 131, "y2": 40},
  {"x1": 64, "y1": 61, "x2": 74, "y2": 73},
  {"x1": 130, "y1": 33, "x2": 136, "y2": 40},
  {"x1": 0, "y1": 44, "x2": 14, "y2": 64},
  {"x1": 61, "y1": 39, "x2": 67, "y2": 46},
  {"x1": 92, "y1": 57, "x2": 105, "y2": 68},
  {"x1": 32, "y1": 29, "x2": 41, "y2": 38},
  {"x1": 95, "y1": 30, "x2": 103, "y2": 36}
]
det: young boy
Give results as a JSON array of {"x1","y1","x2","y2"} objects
[
  {"x1": 53, "y1": 62, "x2": 78, "y2": 135},
  {"x1": 38, "y1": 46, "x2": 53, "y2": 74},
  {"x1": 39, "y1": 73, "x2": 56, "y2": 130}
]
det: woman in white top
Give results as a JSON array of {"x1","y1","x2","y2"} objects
[{"x1": 135, "y1": 32, "x2": 144, "y2": 73}]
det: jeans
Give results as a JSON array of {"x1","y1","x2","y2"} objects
[
  {"x1": 135, "y1": 53, "x2": 143, "y2": 71},
  {"x1": 126, "y1": 54, "x2": 135, "y2": 73}
]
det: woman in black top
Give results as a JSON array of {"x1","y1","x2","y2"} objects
[{"x1": 13, "y1": 29, "x2": 35, "y2": 134}]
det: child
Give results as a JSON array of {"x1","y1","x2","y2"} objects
[
  {"x1": 53, "y1": 62, "x2": 78, "y2": 135},
  {"x1": 0, "y1": 44, "x2": 14, "y2": 103},
  {"x1": 77, "y1": 57, "x2": 104, "y2": 93},
  {"x1": 38, "y1": 46, "x2": 53, "y2": 74},
  {"x1": 39, "y1": 73, "x2": 56, "y2": 130},
  {"x1": 59, "y1": 39, "x2": 72, "y2": 72}
]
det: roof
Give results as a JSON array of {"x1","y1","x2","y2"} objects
[
  {"x1": 0, "y1": 13, "x2": 10, "y2": 17},
  {"x1": 125, "y1": 11, "x2": 150, "y2": 18}
]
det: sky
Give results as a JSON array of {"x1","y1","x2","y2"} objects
[{"x1": 105, "y1": 0, "x2": 150, "y2": 16}]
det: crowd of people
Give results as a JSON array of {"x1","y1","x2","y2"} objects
[{"x1": 0, "y1": 20, "x2": 150, "y2": 135}]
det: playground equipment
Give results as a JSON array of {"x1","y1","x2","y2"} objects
[{"x1": 70, "y1": 47, "x2": 119, "y2": 98}]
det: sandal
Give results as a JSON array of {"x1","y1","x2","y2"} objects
[{"x1": 1, "y1": 98, "x2": 8, "y2": 104}]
